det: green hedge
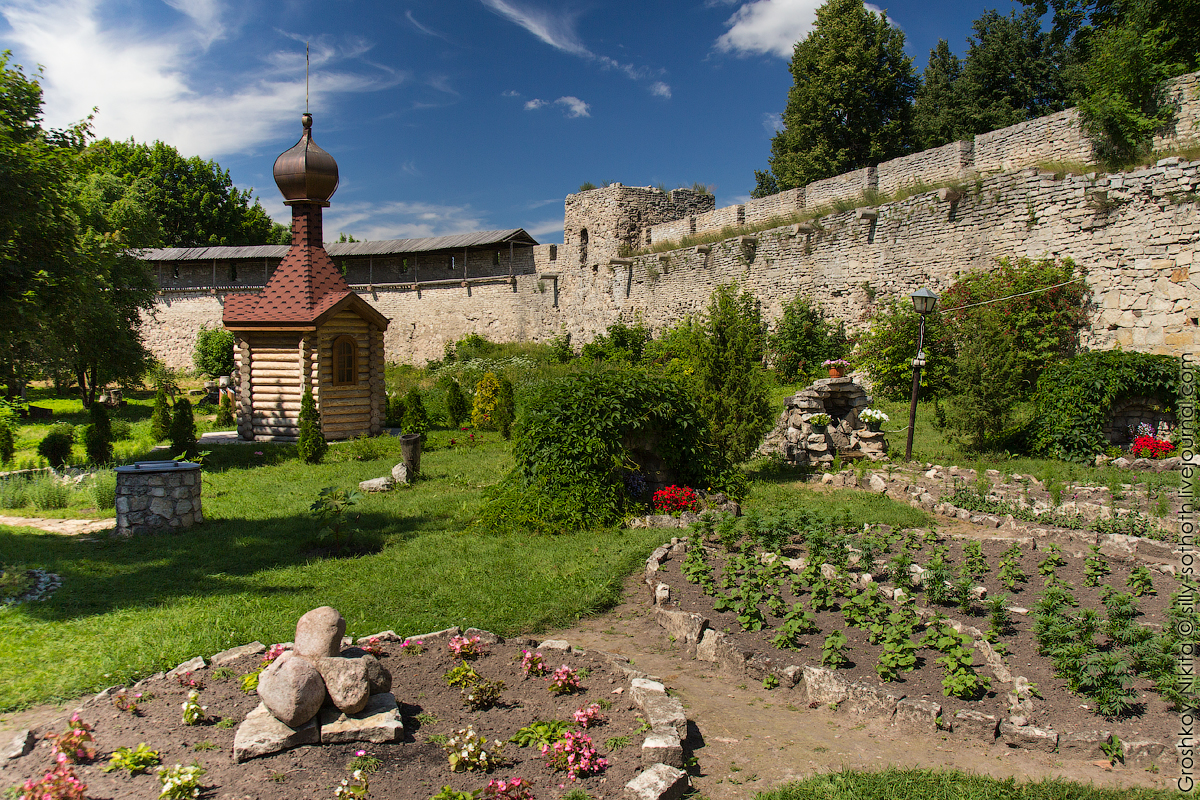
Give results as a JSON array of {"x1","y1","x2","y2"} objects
[
  {"x1": 1029, "y1": 350, "x2": 1178, "y2": 462},
  {"x1": 477, "y1": 370, "x2": 739, "y2": 534}
]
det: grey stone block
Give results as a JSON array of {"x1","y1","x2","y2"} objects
[
  {"x1": 211, "y1": 641, "x2": 266, "y2": 665},
  {"x1": 642, "y1": 731, "x2": 684, "y2": 768},
  {"x1": 233, "y1": 703, "x2": 320, "y2": 762},
  {"x1": 953, "y1": 709, "x2": 998, "y2": 741},
  {"x1": 319, "y1": 692, "x2": 404, "y2": 744},
  {"x1": 641, "y1": 693, "x2": 687, "y2": 738},
  {"x1": 1057, "y1": 730, "x2": 1111, "y2": 759},
  {"x1": 803, "y1": 666, "x2": 849, "y2": 706},
  {"x1": 3, "y1": 730, "x2": 34, "y2": 760},
  {"x1": 654, "y1": 607, "x2": 707, "y2": 645},
  {"x1": 695, "y1": 629, "x2": 747, "y2": 674},
  {"x1": 624, "y1": 763, "x2": 690, "y2": 800},
  {"x1": 166, "y1": 655, "x2": 206, "y2": 677},
  {"x1": 895, "y1": 697, "x2": 941, "y2": 732},
  {"x1": 998, "y1": 722, "x2": 1058, "y2": 752},
  {"x1": 844, "y1": 682, "x2": 900, "y2": 720},
  {"x1": 462, "y1": 628, "x2": 504, "y2": 645}
]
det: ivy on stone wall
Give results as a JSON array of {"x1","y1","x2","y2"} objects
[{"x1": 1028, "y1": 350, "x2": 1178, "y2": 462}]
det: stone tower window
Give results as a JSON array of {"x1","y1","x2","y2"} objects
[
  {"x1": 333, "y1": 336, "x2": 358, "y2": 385},
  {"x1": 579, "y1": 229, "x2": 588, "y2": 265}
]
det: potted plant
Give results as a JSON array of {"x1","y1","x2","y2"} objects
[
  {"x1": 808, "y1": 412, "x2": 832, "y2": 432},
  {"x1": 823, "y1": 358, "x2": 850, "y2": 378},
  {"x1": 860, "y1": 408, "x2": 889, "y2": 432}
]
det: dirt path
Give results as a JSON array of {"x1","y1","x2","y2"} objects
[
  {"x1": 551, "y1": 573, "x2": 1178, "y2": 799},
  {"x1": 0, "y1": 515, "x2": 114, "y2": 535}
]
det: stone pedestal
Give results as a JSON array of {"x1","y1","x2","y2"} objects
[{"x1": 114, "y1": 461, "x2": 203, "y2": 536}]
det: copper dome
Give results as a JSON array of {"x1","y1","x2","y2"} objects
[{"x1": 273, "y1": 113, "x2": 339, "y2": 206}]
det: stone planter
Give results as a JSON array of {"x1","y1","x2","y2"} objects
[{"x1": 114, "y1": 460, "x2": 203, "y2": 536}]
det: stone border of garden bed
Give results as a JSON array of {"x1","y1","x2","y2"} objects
[
  {"x1": 642, "y1": 539, "x2": 1181, "y2": 775},
  {"x1": 4, "y1": 626, "x2": 695, "y2": 800}
]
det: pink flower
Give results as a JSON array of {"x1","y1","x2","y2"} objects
[{"x1": 254, "y1": 451, "x2": 263, "y2": 455}]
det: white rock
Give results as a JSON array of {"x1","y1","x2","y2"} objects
[
  {"x1": 624, "y1": 763, "x2": 690, "y2": 800},
  {"x1": 358, "y1": 476, "x2": 394, "y2": 493},
  {"x1": 319, "y1": 692, "x2": 404, "y2": 744},
  {"x1": 233, "y1": 703, "x2": 320, "y2": 762},
  {"x1": 391, "y1": 462, "x2": 409, "y2": 484}
]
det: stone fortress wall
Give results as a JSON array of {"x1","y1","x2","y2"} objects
[{"x1": 142, "y1": 71, "x2": 1200, "y2": 368}]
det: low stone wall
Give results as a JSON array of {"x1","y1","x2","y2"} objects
[
  {"x1": 877, "y1": 140, "x2": 974, "y2": 195},
  {"x1": 744, "y1": 188, "x2": 805, "y2": 226},
  {"x1": 115, "y1": 461, "x2": 203, "y2": 536},
  {"x1": 974, "y1": 108, "x2": 1092, "y2": 173},
  {"x1": 805, "y1": 167, "x2": 877, "y2": 209}
]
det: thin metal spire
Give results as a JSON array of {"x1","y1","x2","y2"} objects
[{"x1": 306, "y1": 41, "x2": 310, "y2": 113}]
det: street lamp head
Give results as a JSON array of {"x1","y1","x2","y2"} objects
[{"x1": 910, "y1": 287, "x2": 939, "y2": 315}]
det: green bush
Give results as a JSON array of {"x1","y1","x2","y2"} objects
[
  {"x1": 215, "y1": 392, "x2": 235, "y2": 428},
  {"x1": 83, "y1": 402, "x2": 113, "y2": 465},
  {"x1": 193, "y1": 324, "x2": 235, "y2": 378},
  {"x1": 110, "y1": 419, "x2": 133, "y2": 440},
  {"x1": 579, "y1": 320, "x2": 651, "y2": 364},
  {"x1": 297, "y1": 389, "x2": 327, "y2": 464},
  {"x1": 30, "y1": 476, "x2": 70, "y2": 510},
  {"x1": 169, "y1": 398, "x2": 198, "y2": 457},
  {"x1": 768, "y1": 294, "x2": 848, "y2": 383},
  {"x1": 91, "y1": 470, "x2": 116, "y2": 510},
  {"x1": 0, "y1": 400, "x2": 17, "y2": 465},
  {"x1": 443, "y1": 378, "x2": 469, "y2": 429},
  {"x1": 150, "y1": 386, "x2": 172, "y2": 442},
  {"x1": 472, "y1": 372, "x2": 502, "y2": 430},
  {"x1": 478, "y1": 371, "x2": 739, "y2": 534},
  {"x1": 938, "y1": 310, "x2": 1025, "y2": 452},
  {"x1": 493, "y1": 377, "x2": 515, "y2": 440},
  {"x1": 855, "y1": 300, "x2": 954, "y2": 401},
  {"x1": 402, "y1": 388, "x2": 430, "y2": 446},
  {"x1": 1029, "y1": 350, "x2": 1178, "y2": 462},
  {"x1": 37, "y1": 424, "x2": 75, "y2": 469}
]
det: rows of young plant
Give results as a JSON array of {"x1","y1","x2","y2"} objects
[{"x1": 679, "y1": 510, "x2": 1187, "y2": 720}]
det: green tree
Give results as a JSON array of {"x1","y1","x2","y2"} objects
[
  {"x1": 193, "y1": 324, "x2": 235, "y2": 378},
  {"x1": 215, "y1": 391, "x2": 234, "y2": 429},
  {"x1": 169, "y1": 397, "x2": 197, "y2": 457},
  {"x1": 695, "y1": 284, "x2": 773, "y2": 463},
  {"x1": 0, "y1": 55, "x2": 85, "y2": 398},
  {"x1": 940, "y1": 311, "x2": 1026, "y2": 452},
  {"x1": 762, "y1": 0, "x2": 917, "y2": 192},
  {"x1": 80, "y1": 138, "x2": 277, "y2": 247},
  {"x1": 472, "y1": 372, "x2": 503, "y2": 430},
  {"x1": 912, "y1": 40, "x2": 969, "y2": 149},
  {"x1": 402, "y1": 387, "x2": 429, "y2": 446},
  {"x1": 150, "y1": 386, "x2": 172, "y2": 442},
  {"x1": 83, "y1": 401, "x2": 113, "y2": 465},
  {"x1": 297, "y1": 389, "x2": 327, "y2": 464},
  {"x1": 443, "y1": 378, "x2": 469, "y2": 429},
  {"x1": 955, "y1": 8, "x2": 1070, "y2": 134},
  {"x1": 494, "y1": 377, "x2": 516, "y2": 440},
  {"x1": 767, "y1": 294, "x2": 848, "y2": 383},
  {"x1": 855, "y1": 301, "x2": 955, "y2": 401}
]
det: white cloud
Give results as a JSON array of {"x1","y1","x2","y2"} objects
[
  {"x1": 524, "y1": 98, "x2": 547, "y2": 110},
  {"x1": 523, "y1": 217, "x2": 563, "y2": 240},
  {"x1": 405, "y1": 9, "x2": 451, "y2": 41},
  {"x1": 323, "y1": 200, "x2": 491, "y2": 242},
  {"x1": 554, "y1": 96, "x2": 589, "y2": 117},
  {"x1": 716, "y1": 0, "x2": 890, "y2": 58},
  {"x1": 162, "y1": 0, "x2": 226, "y2": 48},
  {"x1": 0, "y1": 0, "x2": 396, "y2": 159},
  {"x1": 649, "y1": 81, "x2": 671, "y2": 99},
  {"x1": 479, "y1": 0, "x2": 590, "y2": 57},
  {"x1": 502, "y1": 90, "x2": 521, "y2": 97},
  {"x1": 763, "y1": 111, "x2": 783, "y2": 134}
]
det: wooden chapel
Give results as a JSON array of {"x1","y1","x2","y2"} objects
[{"x1": 223, "y1": 113, "x2": 389, "y2": 441}]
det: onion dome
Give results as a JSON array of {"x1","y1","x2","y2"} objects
[{"x1": 273, "y1": 113, "x2": 339, "y2": 206}]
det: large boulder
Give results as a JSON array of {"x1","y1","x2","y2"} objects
[
  {"x1": 315, "y1": 656, "x2": 371, "y2": 714},
  {"x1": 257, "y1": 652, "x2": 326, "y2": 727},
  {"x1": 295, "y1": 606, "x2": 346, "y2": 659}
]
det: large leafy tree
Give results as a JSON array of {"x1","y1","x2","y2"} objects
[
  {"x1": 81, "y1": 138, "x2": 279, "y2": 247},
  {"x1": 912, "y1": 40, "x2": 970, "y2": 149},
  {"x1": 955, "y1": 8, "x2": 1070, "y2": 135},
  {"x1": 759, "y1": 0, "x2": 917, "y2": 193},
  {"x1": 0, "y1": 54, "x2": 85, "y2": 397}
]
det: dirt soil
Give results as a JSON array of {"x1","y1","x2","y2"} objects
[{"x1": 0, "y1": 516, "x2": 1182, "y2": 799}]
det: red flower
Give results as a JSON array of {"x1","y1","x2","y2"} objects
[{"x1": 652, "y1": 485, "x2": 699, "y2": 514}]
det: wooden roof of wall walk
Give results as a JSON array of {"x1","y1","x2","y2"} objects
[{"x1": 139, "y1": 229, "x2": 539, "y2": 262}]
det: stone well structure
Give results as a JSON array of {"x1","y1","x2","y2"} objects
[
  {"x1": 759, "y1": 377, "x2": 887, "y2": 468},
  {"x1": 1102, "y1": 395, "x2": 1176, "y2": 445},
  {"x1": 114, "y1": 460, "x2": 203, "y2": 536}
]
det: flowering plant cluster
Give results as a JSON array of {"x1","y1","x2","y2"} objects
[
  {"x1": 21, "y1": 753, "x2": 87, "y2": 800},
  {"x1": 623, "y1": 471, "x2": 647, "y2": 500},
  {"x1": 481, "y1": 777, "x2": 536, "y2": 800},
  {"x1": 262, "y1": 643, "x2": 289, "y2": 665},
  {"x1": 112, "y1": 688, "x2": 143, "y2": 715},
  {"x1": 443, "y1": 726, "x2": 504, "y2": 772},
  {"x1": 807, "y1": 413, "x2": 832, "y2": 427},
  {"x1": 333, "y1": 769, "x2": 369, "y2": 799},
  {"x1": 157, "y1": 763, "x2": 205, "y2": 800},
  {"x1": 358, "y1": 636, "x2": 386, "y2": 657},
  {"x1": 651, "y1": 485, "x2": 699, "y2": 515},
  {"x1": 50, "y1": 714, "x2": 94, "y2": 764},
  {"x1": 1130, "y1": 435, "x2": 1175, "y2": 459},
  {"x1": 546, "y1": 665, "x2": 580, "y2": 696},
  {"x1": 103, "y1": 743, "x2": 160, "y2": 775},
  {"x1": 400, "y1": 638, "x2": 425, "y2": 656},
  {"x1": 347, "y1": 749, "x2": 382, "y2": 774},
  {"x1": 822, "y1": 359, "x2": 851, "y2": 368},
  {"x1": 519, "y1": 650, "x2": 548, "y2": 677},
  {"x1": 175, "y1": 671, "x2": 204, "y2": 690},
  {"x1": 181, "y1": 690, "x2": 206, "y2": 725},
  {"x1": 572, "y1": 703, "x2": 605, "y2": 728},
  {"x1": 449, "y1": 635, "x2": 486, "y2": 659},
  {"x1": 859, "y1": 408, "x2": 889, "y2": 424},
  {"x1": 540, "y1": 731, "x2": 607, "y2": 782}
]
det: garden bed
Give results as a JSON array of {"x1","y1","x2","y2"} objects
[
  {"x1": 652, "y1": 517, "x2": 1182, "y2": 763},
  {"x1": 2, "y1": 636, "x2": 653, "y2": 799}
]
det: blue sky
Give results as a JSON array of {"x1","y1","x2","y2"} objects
[{"x1": 0, "y1": 0, "x2": 1024, "y2": 244}]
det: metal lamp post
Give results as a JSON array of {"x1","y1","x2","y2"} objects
[{"x1": 904, "y1": 287, "x2": 939, "y2": 462}]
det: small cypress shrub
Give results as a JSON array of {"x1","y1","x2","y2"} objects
[
  {"x1": 403, "y1": 388, "x2": 429, "y2": 446},
  {"x1": 169, "y1": 398, "x2": 198, "y2": 457},
  {"x1": 297, "y1": 389, "x2": 327, "y2": 464},
  {"x1": 37, "y1": 424, "x2": 75, "y2": 469},
  {"x1": 83, "y1": 404, "x2": 113, "y2": 465},
  {"x1": 0, "y1": 423, "x2": 13, "y2": 466},
  {"x1": 444, "y1": 378, "x2": 469, "y2": 429},
  {"x1": 150, "y1": 386, "x2": 172, "y2": 442},
  {"x1": 215, "y1": 391, "x2": 235, "y2": 428},
  {"x1": 471, "y1": 372, "x2": 502, "y2": 430},
  {"x1": 493, "y1": 377, "x2": 515, "y2": 440}
]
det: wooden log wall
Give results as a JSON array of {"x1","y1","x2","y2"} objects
[
  {"x1": 317, "y1": 310, "x2": 373, "y2": 440},
  {"x1": 245, "y1": 332, "x2": 303, "y2": 442}
]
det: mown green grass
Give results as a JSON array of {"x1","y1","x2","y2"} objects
[{"x1": 756, "y1": 767, "x2": 1183, "y2": 799}]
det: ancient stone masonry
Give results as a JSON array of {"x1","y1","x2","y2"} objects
[
  {"x1": 139, "y1": 71, "x2": 1200, "y2": 367},
  {"x1": 758, "y1": 378, "x2": 885, "y2": 468},
  {"x1": 114, "y1": 461, "x2": 203, "y2": 536}
]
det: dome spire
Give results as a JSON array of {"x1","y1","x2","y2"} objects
[{"x1": 273, "y1": 113, "x2": 339, "y2": 206}]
